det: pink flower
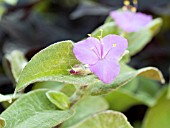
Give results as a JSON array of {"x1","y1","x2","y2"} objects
[
  {"x1": 73, "y1": 35, "x2": 128, "y2": 84},
  {"x1": 110, "y1": 11, "x2": 152, "y2": 33}
]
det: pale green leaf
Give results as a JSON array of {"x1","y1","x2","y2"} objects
[
  {"x1": 61, "y1": 96, "x2": 108, "y2": 128},
  {"x1": 146, "y1": 18, "x2": 163, "y2": 36},
  {"x1": 16, "y1": 41, "x2": 80, "y2": 92},
  {"x1": 121, "y1": 76, "x2": 139, "y2": 91},
  {"x1": 105, "y1": 77, "x2": 160, "y2": 111},
  {"x1": 60, "y1": 84, "x2": 76, "y2": 97},
  {"x1": 105, "y1": 88, "x2": 155, "y2": 112},
  {"x1": 93, "y1": 76, "x2": 160, "y2": 111},
  {"x1": 0, "y1": 89, "x2": 74, "y2": 128},
  {"x1": 138, "y1": 67, "x2": 165, "y2": 83},
  {"x1": 46, "y1": 91, "x2": 70, "y2": 110},
  {"x1": 142, "y1": 88, "x2": 170, "y2": 128},
  {"x1": 126, "y1": 29, "x2": 153, "y2": 56},
  {"x1": 89, "y1": 66, "x2": 165, "y2": 95},
  {"x1": 70, "y1": 110, "x2": 133, "y2": 128},
  {"x1": 137, "y1": 77, "x2": 161, "y2": 97},
  {"x1": 105, "y1": 90, "x2": 145, "y2": 111},
  {"x1": 3, "y1": 50, "x2": 27, "y2": 83}
]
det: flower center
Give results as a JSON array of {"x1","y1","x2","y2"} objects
[
  {"x1": 89, "y1": 30, "x2": 117, "y2": 60},
  {"x1": 90, "y1": 46, "x2": 101, "y2": 59},
  {"x1": 113, "y1": 43, "x2": 117, "y2": 47}
]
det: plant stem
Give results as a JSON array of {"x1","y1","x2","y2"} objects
[{"x1": 69, "y1": 85, "x2": 88, "y2": 106}]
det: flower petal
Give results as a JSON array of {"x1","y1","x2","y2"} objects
[
  {"x1": 110, "y1": 11, "x2": 152, "y2": 32},
  {"x1": 89, "y1": 58, "x2": 120, "y2": 84},
  {"x1": 73, "y1": 37, "x2": 101, "y2": 65},
  {"x1": 102, "y1": 35, "x2": 128, "y2": 60}
]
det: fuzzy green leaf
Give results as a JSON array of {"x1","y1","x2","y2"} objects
[
  {"x1": 16, "y1": 41, "x2": 80, "y2": 92},
  {"x1": 62, "y1": 96, "x2": 108, "y2": 128},
  {"x1": 60, "y1": 84, "x2": 76, "y2": 97},
  {"x1": 70, "y1": 110, "x2": 133, "y2": 128},
  {"x1": 104, "y1": 78, "x2": 160, "y2": 111},
  {"x1": 126, "y1": 29, "x2": 153, "y2": 56},
  {"x1": 0, "y1": 89, "x2": 74, "y2": 128},
  {"x1": 89, "y1": 66, "x2": 165, "y2": 95}
]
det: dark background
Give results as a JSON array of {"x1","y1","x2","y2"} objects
[{"x1": 0, "y1": 0, "x2": 169, "y2": 104}]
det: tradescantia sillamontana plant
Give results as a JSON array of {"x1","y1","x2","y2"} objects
[{"x1": 0, "y1": 1, "x2": 166, "y2": 128}]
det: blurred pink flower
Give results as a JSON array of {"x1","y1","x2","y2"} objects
[
  {"x1": 73, "y1": 35, "x2": 128, "y2": 84},
  {"x1": 110, "y1": 11, "x2": 152, "y2": 33}
]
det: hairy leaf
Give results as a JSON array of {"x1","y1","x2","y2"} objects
[
  {"x1": 0, "y1": 89, "x2": 74, "y2": 128},
  {"x1": 62, "y1": 96, "x2": 108, "y2": 128},
  {"x1": 89, "y1": 66, "x2": 165, "y2": 95},
  {"x1": 70, "y1": 110, "x2": 133, "y2": 128},
  {"x1": 16, "y1": 41, "x2": 79, "y2": 92},
  {"x1": 126, "y1": 29, "x2": 153, "y2": 56}
]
